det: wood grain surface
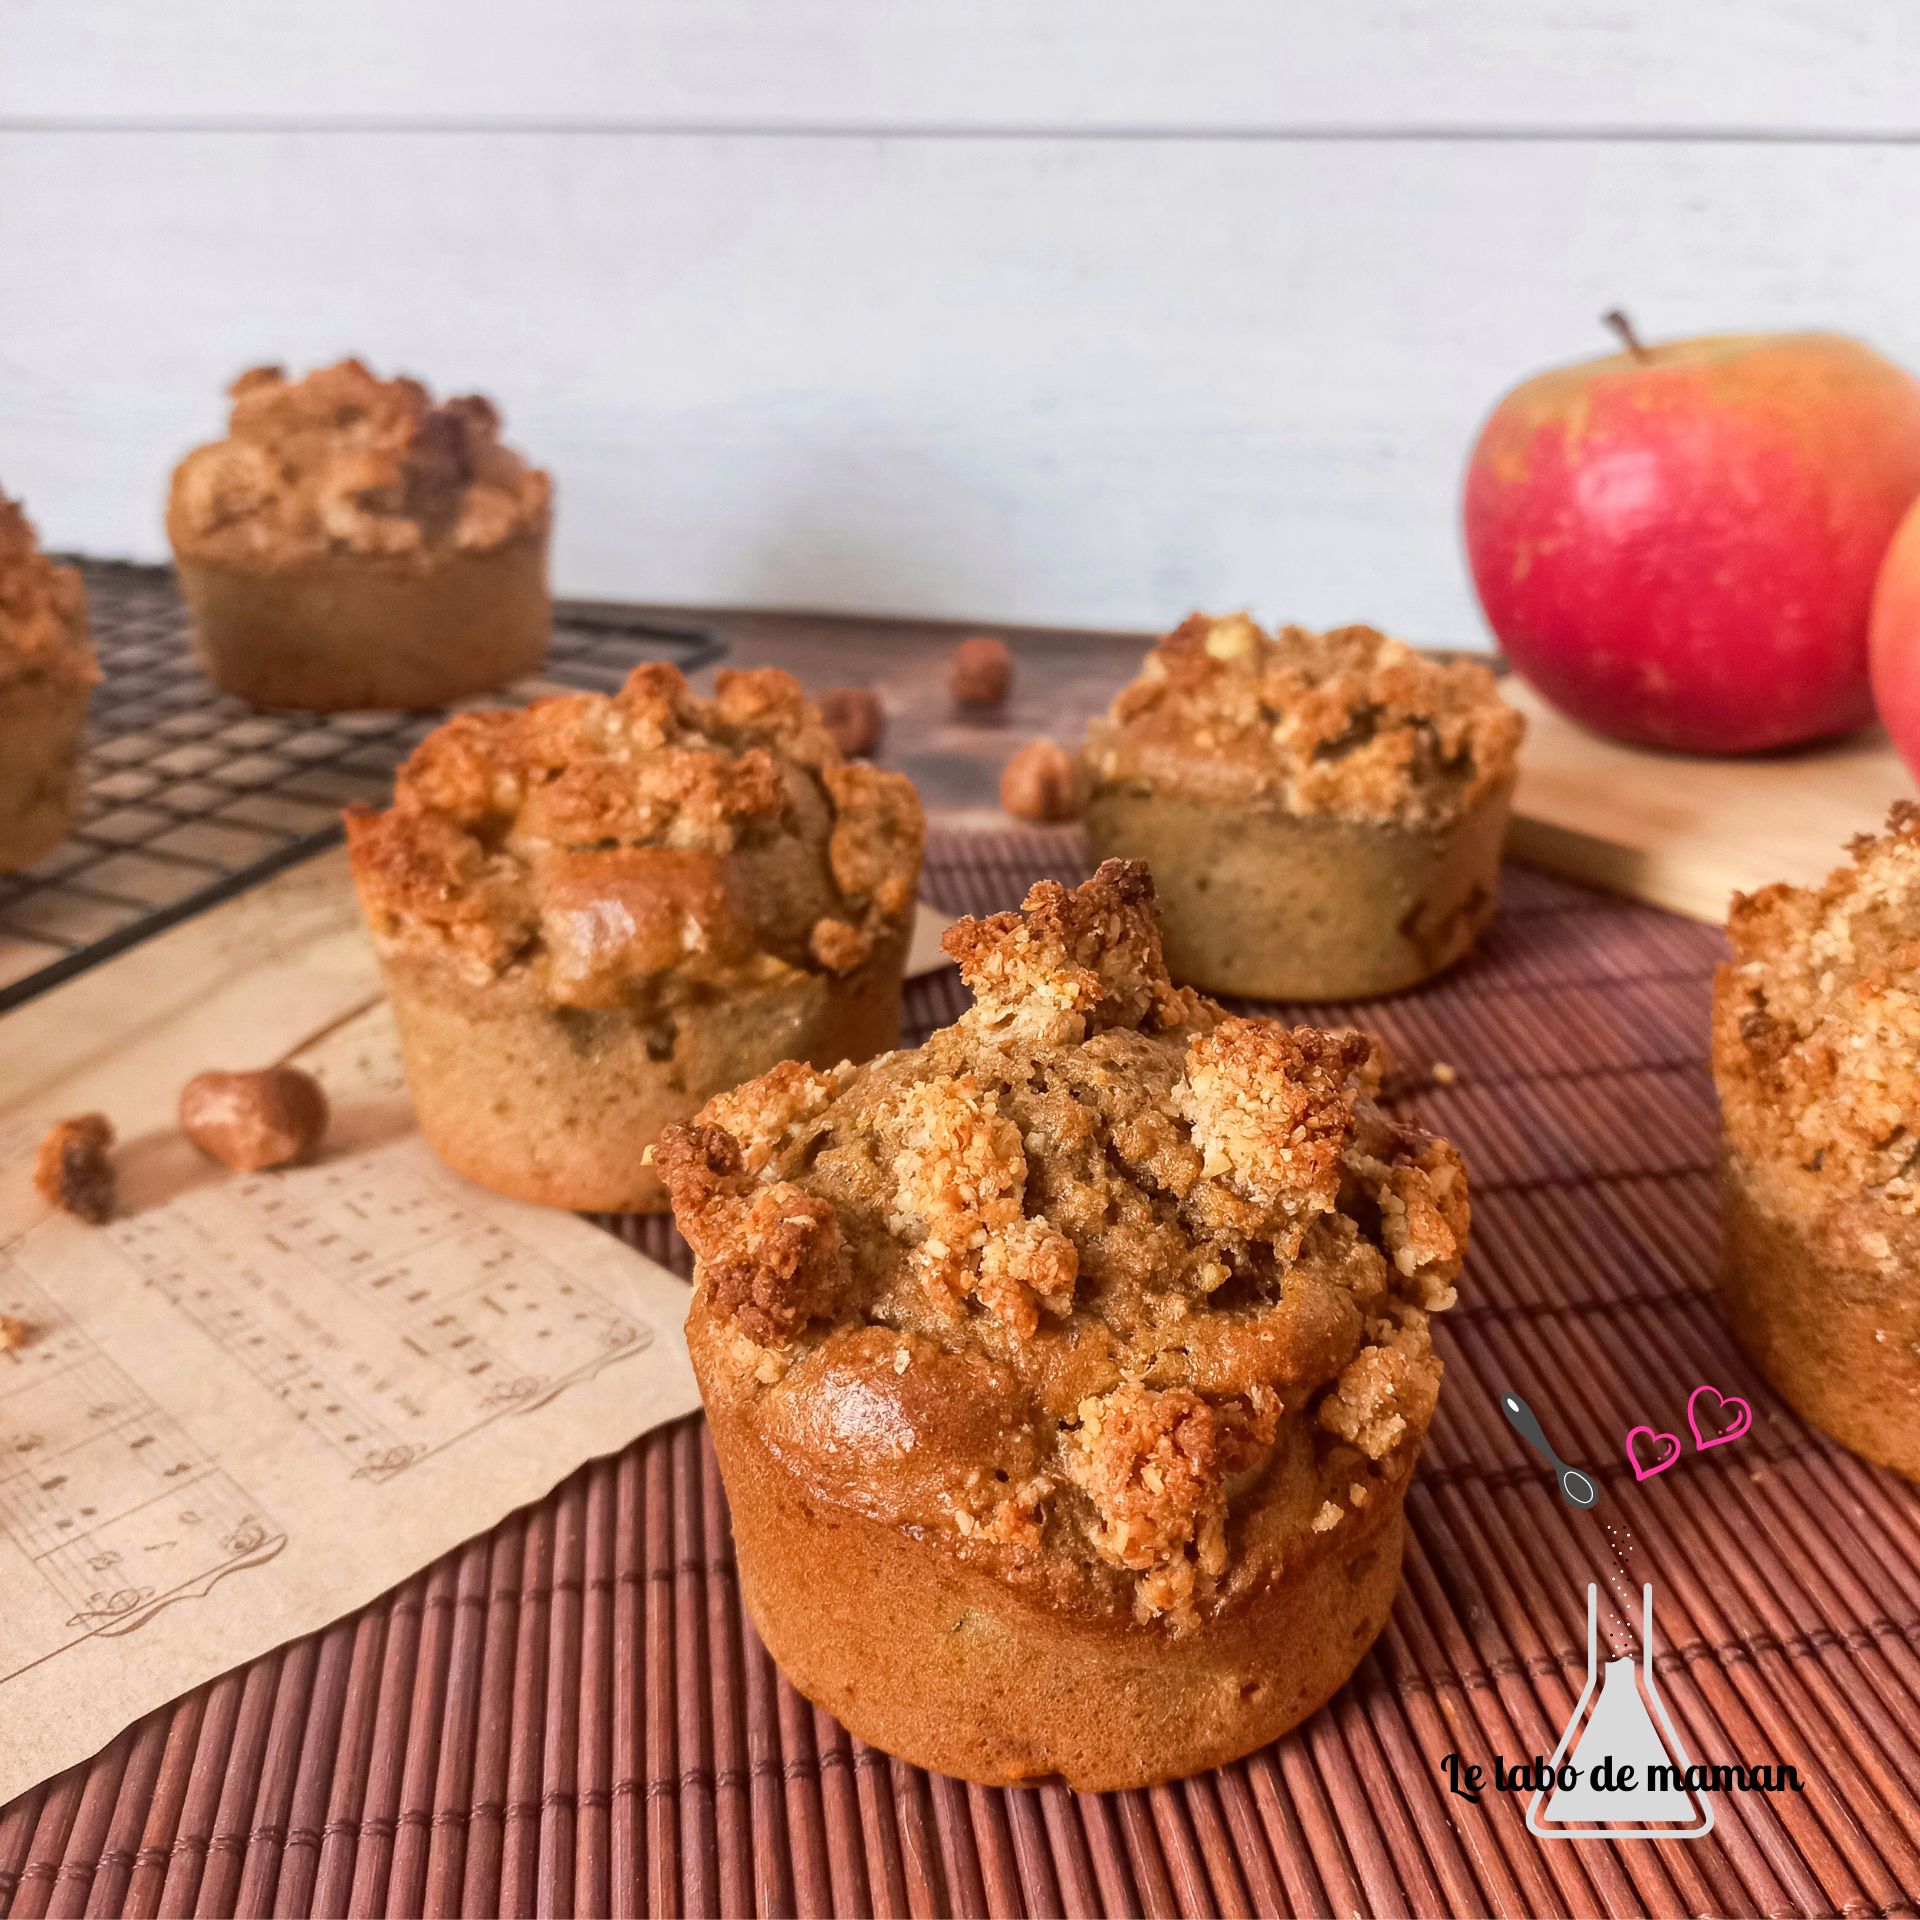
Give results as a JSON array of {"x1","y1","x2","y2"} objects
[{"x1": 1503, "y1": 680, "x2": 1916, "y2": 924}]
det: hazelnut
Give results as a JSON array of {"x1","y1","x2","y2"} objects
[
  {"x1": 951, "y1": 635, "x2": 1013, "y2": 708},
  {"x1": 179, "y1": 1066, "x2": 329, "y2": 1172},
  {"x1": 820, "y1": 685, "x2": 884, "y2": 757},
  {"x1": 1000, "y1": 739, "x2": 1081, "y2": 823},
  {"x1": 33, "y1": 1113, "x2": 116, "y2": 1224}
]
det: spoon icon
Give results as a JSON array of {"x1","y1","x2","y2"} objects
[{"x1": 1499, "y1": 1391, "x2": 1599, "y2": 1508}]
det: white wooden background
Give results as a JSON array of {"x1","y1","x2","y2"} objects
[{"x1": 3, "y1": 2, "x2": 1919, "y2": 641}]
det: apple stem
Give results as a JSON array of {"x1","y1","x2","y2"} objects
[{"x1": 1603, "y1": 309, "x2": 1651, "y2": 362}]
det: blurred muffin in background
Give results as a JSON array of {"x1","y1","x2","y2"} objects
[
  {"x1": 346, "y1": 662, "x2": 924, "y2": 1212},
  {"x1": 0, "y1": 494, "x2": 96, "y2": 873},
  {"x1": 168, "y1": 359, "x2": 551, "y2": 711},
  {"x1": 1080, "y1": 614, "x2": 1523, "y2": 1000}
]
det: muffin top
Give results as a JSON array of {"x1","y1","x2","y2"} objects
[
  {"x1": 0, "y1": 494, "x2": 94, "y2": 693},
  {"x1": 1083, "y1": 613, "x2": 1523, "y2": 826},
  {"x1": 659, "y1": 861, "x2": 1467, "y2": 1632},
  {"x1": 1715, "y1": 805, "x2": 1920, "y2": 1262},
  {"x1": 167, "y1": 359, "x2": 551, "y2": 567},
  {"x1": 346, "y1": 663, "x2": 923, "y2": 1011}
]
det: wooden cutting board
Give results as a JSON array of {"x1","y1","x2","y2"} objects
[{"x1": 1503, "y1": 679, "x2": 1916, "y2": 924}]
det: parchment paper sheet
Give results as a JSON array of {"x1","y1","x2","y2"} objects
[
  {"x1": 0, "y1": 1000, "x2": 702, "y2": 1806},
  {"x1": 0, "y1": 854, "x2": 707, "y2": 1804}
]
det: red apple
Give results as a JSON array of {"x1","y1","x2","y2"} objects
[
  {"x1": 1869, "y1": 497, "x2": 1920, "y2": 778},
  {"x1": 1464, "y1": 321, "x2": 1920, "y2": 753}
]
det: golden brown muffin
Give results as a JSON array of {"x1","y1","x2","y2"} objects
[
  {"x1": 1713, "y1": 806, "x2": 1920, "y2": 1479},
  {"x1": 168, "y1": 359, "x2": 551, "y2": 710},
  {"x1": 0, "y1": 495, "x2": 96, "y2": 874},
  {"x1": 347, "y1": 663, "x2": 924, "y2": 1212},
  {"x1": 1080, "y1": 614, "x2": 1523, "y2": 1000},
  {"x1": 657, "y1": 860, "x2": 1468, "y2": 1788}
]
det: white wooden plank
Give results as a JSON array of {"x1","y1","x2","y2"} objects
[
  {"x1": 4, "y1": 0, "x2": 1919, "y2": 136},
  {"x1": 4, "y1": 131, "x2": 1919, "y2": 638}
]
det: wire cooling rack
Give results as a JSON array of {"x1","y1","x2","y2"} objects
[{"x1": 0, "y1": 561, "x2": 721, "y2": 1014}]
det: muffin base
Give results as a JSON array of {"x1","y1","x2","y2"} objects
[
  {"x1": 1082, "y1": 777, "x2": 1513, "y2": 1000},
  {"x1": 1720, "y1": 1148, "x2": 1920, "y2": 1481},
  {"x1": 383, "y1": 937, "x2": 908, "y2": 1213},
  {"x1": 174, "y1": 534, "x2": 549, "y2": 711},
  {"x1": 0, "y1": 674, "x2": 90, "y2": 874},
  {"x1": 703, "y1": 1384, "x2": 1405, "y2": 1789}
]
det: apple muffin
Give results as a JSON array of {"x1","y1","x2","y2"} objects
[
  {"x1": 347, "y1": 663, "x2": 924, "y2": 1212},
  {"x1": 1713, "y1": 806, "x2": 1920, "y2": 1480},
  {"x1": 1080, "y1": 614, "x2": 1524, "y2": 999},
  {"x1": 657, "y1": 860, "x2": 1468, "y2": 1788},
  {"x1": 0, "y1": 493, "x2": 96, "y2": 873},
  {"x1": 168, "y1": 359, "x2": 551, "y2": 711}
]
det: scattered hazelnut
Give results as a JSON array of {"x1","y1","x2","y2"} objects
[
  {"x1": 0, "y1": 1316, "x2": 26, "y2": 1353},
  {"x1": 33, "y1": 1113, "x2": 116, "y2": 1224},
  {"x1": 820, "y1": 685, "x2": 884, "y2": 757},
  {"x1": 179, "y1": 1066, "x2": 329, "y2": 1172},
  {"x1": 951, "y1": 635, "x2": 1013, "y2": 708},
  {"x1": 999, "y1": 739, "x2": 1081, "y2": 823}
]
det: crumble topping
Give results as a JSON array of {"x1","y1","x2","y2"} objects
[
  {"x1": 0, "y1": 495, "x2": 95, "y2": 692},
  {"x1": 701, "y1": 1061, "x2": 854, "y2": 1178},
  {"x1": 1319, "y1": 1335, "x2": 1441, "y2": 1461},
  {"x1": 1066, "y1": 1386, "x2": 1228, "y2": 1595},
  {"x1": 1176, "y1": 1022, "x2": 1369, "y2": 1261},
  {"x1": 1082, "y1": 613, "x2": 1523, "y2": 826},
  {"x1": 944, "y1": 859, "x2": 1201, "y2": 1044},
  {"x1": 887, "y1": 1074, "x2": 1079, "y2": 1339},
  {"x1": 346, "y1": 663, "x2": 924, "y2": 1008},
  {"x1": 1714, "y1": 805, "x2": 1920, "y2": 1260},
  {"x1": 167, "y1": 359, "x2": 551, "y2": 566},
  {"x1": 662, "y1": 860, "x2": 1468, "y2": 1631}
]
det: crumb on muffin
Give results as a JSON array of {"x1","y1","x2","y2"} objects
[
  {"x1": 346, "y1": 662, "x2": 924, "y2": 1006},
  {"x1": 167, "y1": 359, "x2": 551, "y2": 566},
  {"x1": 1083, "y1": 613, "x2": 1522, "y2": 826},
  {"x1": 1715, "y1": 803, "x2": 1920, "y2": 1263},
  {"x1": 659, "y1": 860, "x2": 1467, "y2": 1631},
  {"x1": 0, "y1": 495, "x2": 94, "y2": 692}
]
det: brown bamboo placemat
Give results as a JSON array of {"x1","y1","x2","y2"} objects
[{"x1": 5, "y1": 827, "x2": 1920, "y2": 1920}]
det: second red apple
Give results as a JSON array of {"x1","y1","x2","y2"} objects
[{"x1": 1465, "y1": 325, "x2": 1920, "y2": 754}]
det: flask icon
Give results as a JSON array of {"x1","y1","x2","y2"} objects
[{"x1": 1528, "y1": 1583, "x2": 1714, "y2": 1840}]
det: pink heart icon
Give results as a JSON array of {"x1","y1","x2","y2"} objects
[
  {"x1": 1687, "y1": 1383, "x2": 1753, "y2": 1451},
  {"x1": 1626, "y1": 1425, "x2": 1683, "y2": 1480}
]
